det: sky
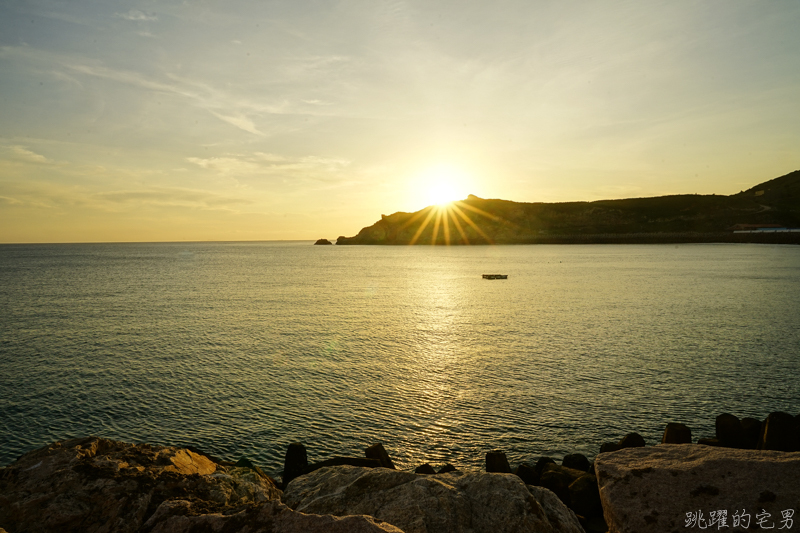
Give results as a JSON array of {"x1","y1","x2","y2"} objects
[{"x1": 1, "y1": 0, "x2": 798, "y2": 242}]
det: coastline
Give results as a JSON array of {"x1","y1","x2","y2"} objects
[{"x1": 337, "y1": 231, "x2": 800, "y2": 245}]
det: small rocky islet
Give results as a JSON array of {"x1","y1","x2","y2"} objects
[{"x1": 1, "y1": 411, "x2": 799, "y2": 533}]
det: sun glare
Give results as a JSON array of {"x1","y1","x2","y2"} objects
[
  {"x1": 420, "y1": 164, "x2": 469, "y2": 207},
  {"x1": 428, "y1": 181, "x2": 459, "y2": 206}
]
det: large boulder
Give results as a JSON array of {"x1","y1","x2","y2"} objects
[
  {"x1": 0, "y1": 437, "x2": 282, "y2": 533},
  {"x1": 538, "y1": 463, "x2": 586, "y2": 507},
  {"x1": 715, "y1": 413, "x2": 744, "y2": 448},
  {"x1": 283, "y1": 442, "x2": 308, "y2": 487},
  {"x1": 758, "y1": 411, "x2": 798, "y2": 451},
  {"x1": 365, "y1": 443, "x2": 396, "y2": 469},
  {"x1": 414, "y1": 463, "x2": 436, "y2": 475},
  {"x1": 514, "y1": 462, "x2": 538, "y2": 485},
  {"x1": 595, "y1": 444, "x2": 800, "y2": 533},
  {"x1": 284, "y1": 465, "x2": 584, "y2": 533},
  {"x1": 741, "y1": 417, "x2": 763, "y2": 449},
  {"x1": 141, "y1": 499, "x2": 403, "y2": 533},
  {"x1": 661, "y1": 423, "x2": 692, "y2": 444},
  {"x1": 437, "y1": 464, "x2": 456, "y2": 474},
  {"x1": 485, "y1": 450, "x2": 512, "y2": 473},
  {"x1": 561, "y1": 453, "x2": 591, "y2": 472},
  {"x1": 617, "y1": 432, "x2": 646, "y2": 449},
  {"x1": 568, "y1": 474, "x2": 603, "y2": 519}
]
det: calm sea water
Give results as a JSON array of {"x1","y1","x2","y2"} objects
[{"x1": 1, "y1": 242, "x2": 799, "y2": 475}]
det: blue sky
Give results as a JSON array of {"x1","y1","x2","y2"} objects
[{"x1": 1, "y1": 0, "x2": 798, "y2": 242}]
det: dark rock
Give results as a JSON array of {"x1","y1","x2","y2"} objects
[
  {"x1": 533, "y1": 456, "x2": 556, "y2": 477},
  {"x1": 514, "y1": 463, "x2": 538, "y2": 485},
  {"x1": 741, "y1": 417, "x2": 763, "y2": 449},
  {"x1": 143, "y1": 499, "x2": 403, "y2": 533},
  {"x1": 539, "y1": 464, "x2": 585, "y2": 507},
  {"x1": 283, "y1": 442, "x2": 308, "y2": 486},
  {"x1": 364, "y1": 442, "x2": 396, "y2": 469},
  {"x1": 302, "y1": 457, "x2": 382, "y2": 476},
  {"x1": 661, "y1": 423, "x2": 692, "y2": 444},
  {"x1": 759, "y1": 411, "x2": 797, "y2": 451},
  {"x1": 790, "y1": 415, "x2": 800, "y2": 452},
  {"x1": 569, "y1": 474, "x2": 603, "y2": 518},
  {"x1": 599, "y1": 442, "x2": 620, "y2": 454},
  {"x1": 485, "y1": 450, "x2": 512, "y2": 473},
  {"x1": 562, "y1": 453, "x2": 591, "y2": 472},
  {"x1": 618, "y1": 432, "x2": 646, "y2": 449},
  {"x1": 437, "y1": 463, "x2": 456, "y2": 474},
  {"x1": 415, "y1": 463, "x2": 436, "y2": 475},
  {"x1": 697, "y1": 437, "x2": 720, "y2": 446},
  {"x1": 581, "y1": 515, "x2": 610, "y2": 533},
  {"x1": 234, "y1": 457, "x2": 269, "y2": 478},
  {"x1": 314, "y1": 238, "x2": 333, "y2": 245},
  {"x1": 715, "y1": 413, "x2": 744, "y2": 448}
]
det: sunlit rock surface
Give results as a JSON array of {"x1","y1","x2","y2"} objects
[
  {"x1": 0, "y1": 437, "x2": 282, "y2": 533},
  {"x1": 284, "y1": 465, "x2": 584, "y2": 533},
  {"x1": 595, "y1": 444, "x2": 800, "y2": 533}
]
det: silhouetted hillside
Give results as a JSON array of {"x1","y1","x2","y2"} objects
[{"x1": 336, "y1": 171, "x2": 800, "y2": 245}]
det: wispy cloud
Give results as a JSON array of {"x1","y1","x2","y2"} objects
[
  {"x1": 0, "y1": 196, "x2": 23, "y2": 206},
  {"x1": 115, "y1": 10, "x2": 158, "y2": 22},
  {"x1": 187, "y1": 152, "x2": 350, "y2": 180},
  {"x1": 94, "y1": 187, "x2": 251, "y2": 210},
  {"x1": 64, "y1": 63, "x2": 278, "y2": 134},
  {"x1": 9, "y1": 146, "x2": 51, "y2": 164},
  {"x1": 209, "y1": 112, "x2": 263, "y2": 136}
]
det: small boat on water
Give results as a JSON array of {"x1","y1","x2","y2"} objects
[{"x1": 482, "y1": 274, "x2": 508, "y2": 280}]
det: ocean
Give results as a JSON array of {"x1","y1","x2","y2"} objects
[{"x1": 1, "y1": 242, "x2": 799, "y2": 475}]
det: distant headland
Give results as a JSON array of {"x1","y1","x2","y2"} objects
[{"x1": 334, "y1": 171, "x2": 800, "y2": 245}]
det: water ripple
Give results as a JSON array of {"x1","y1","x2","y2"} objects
[{"x1": 1, "y1": 242, "x2": 799, "y2": 474}]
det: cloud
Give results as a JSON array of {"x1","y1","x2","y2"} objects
[
  {"x1": 186, "y1": 156, "x2": 262, "y2": 175},
  {"x1": 115, "y1": 10, "x2": 158, "y2": 22},
  {"x1": 9, "y1": 146, "x2": 50, "y2": 163},
  {"x1": 185, "y1": 152, "x2": 353, "y2": 187},
  {"x1": 209, "y1": 111, "x2": 263, "y2": 135},
  {"x1": 0, "y1": 196, "x2": 23, "y2": 206},
  {"x1": 65, "y1": 63, "x2": 272, "y2": 134},
  {"x1": 94, "y1": 187, "x2": 252, "y2": 210}
]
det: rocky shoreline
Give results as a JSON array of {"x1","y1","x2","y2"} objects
[{"x1": 1, "y1": 411, "x2": 798, "y2": 533}]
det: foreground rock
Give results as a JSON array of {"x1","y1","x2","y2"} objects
[
  {"x1": 595, "y1": 444, "x2": 800, "y2": 533},
  {"x1": 284, "y1": 465, "x2": 583, "y2": 533},
  {"x1": 0, "y1": 437, "x2": 396, "y2": 533},
  {"x1": 142, "y1": 499, "x2": 403, "y2": 533},
  {"x1": 0, "y1": 437, "x2": 280, "y2": 532}
]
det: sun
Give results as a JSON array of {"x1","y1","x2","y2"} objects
[
  {"x1": 427, "y1": 181, "x2": 460, "y2": 206},
  {"x1": 419, "y1": 164, "x2": 469, "y2": 207}
]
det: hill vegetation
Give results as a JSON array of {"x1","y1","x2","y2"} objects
[{"x1": 336, "y1": 171, "x2": 800, "y2": 245}]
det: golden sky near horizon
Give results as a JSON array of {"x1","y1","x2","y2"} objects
[{"x1": 1, "y1": 0, "x2": 799, "y2": 242}]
